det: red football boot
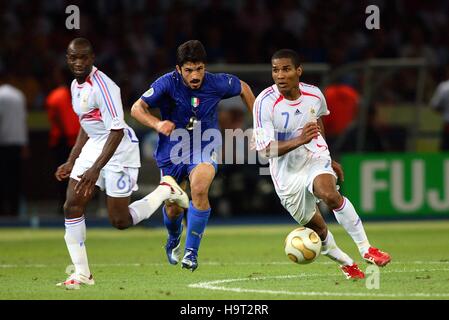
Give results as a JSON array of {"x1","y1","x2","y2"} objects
[
  {"x1": 363, "y1": 247, "x2": 391, "y2": 267},
  {"x1": 340, "y1": 263, "x2": 365, "y2": 280}
]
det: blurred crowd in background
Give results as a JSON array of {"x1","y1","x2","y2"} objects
[
  {"x1": 1, "y1": 0, "x2": 449, "y2": 218},
  {"x1": 1, "y1": 0, "x2": 449, "y2": 109}
]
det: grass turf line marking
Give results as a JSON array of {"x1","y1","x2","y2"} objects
[
  {"x1": 188, "y1": 271, "x2": 449, "y2": 298},
  {"x1": 1, "y1": 260, "x2": 449, "y2": 268}
]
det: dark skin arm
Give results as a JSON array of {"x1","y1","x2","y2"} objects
[
  {"x1": 260, "y1": 118, "x2": 345, "y2": 182},
  {"x1": 55, "y1": 128, "x2": 89, "y2": 181},
  {"x1": 317, "y1": 118, "x2": 344, "y2": 182},
  {"x1": 74, "y1": 129, "x2": 124, "y2": 196}
]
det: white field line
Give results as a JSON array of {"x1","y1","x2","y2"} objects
[
  {"x1": 2, "y1": 261, "x2": 448, "y2": 297},
  {"x1": 188, "y1": 270, "x2": 449, "y2": 298},
  {"x1": 1, "y1": 260, "x2": 449, "y2": 268}
]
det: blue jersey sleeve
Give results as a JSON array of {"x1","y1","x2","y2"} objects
[
  {"x1": 216, "y1": 73, "x2": 242, "y2": 99},
  {"x1": 140, "y1": 74, "x2": 171, "y2": 108}
]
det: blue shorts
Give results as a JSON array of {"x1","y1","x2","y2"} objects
[{"x1": 159, "y1": 154, "x2": 218, "y2": 184}]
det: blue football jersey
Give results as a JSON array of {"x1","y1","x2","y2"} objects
[{"x1": 140, "y1": 70, "x2": 242, "y2": 167}]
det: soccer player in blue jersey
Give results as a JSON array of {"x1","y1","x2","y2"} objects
[{"x1": 131, "y1": 40, "x2": 255, "y2": 271}]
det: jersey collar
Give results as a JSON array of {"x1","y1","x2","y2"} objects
[
  {"x1": 76, "y1": 66, "x2": 97, "y2": 87},
  {"x1": 86, "y1": 66, "x2": 98, "y2": 86}
]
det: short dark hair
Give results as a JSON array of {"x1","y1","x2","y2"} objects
[
  {"x1": 271, "y1": 49, "x2": 301, "y2": 68},
  {"x1": 176, "y1": 40, "x2": 207, "y2": 67},
  {"x1": 68, "y1": 37, "x2": 94, "y2": 54}
]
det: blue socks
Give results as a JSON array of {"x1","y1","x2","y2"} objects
[
  {"x1": 163, "y1": 206, "x2": 184, "y2": 238},
  {"x1": 163, "y1": 202, "x2": 211, "y2": 254},
  {"x1": 185, "y1": 201, "x2": 211, "y2": 253}
]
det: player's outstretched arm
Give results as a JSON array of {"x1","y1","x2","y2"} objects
[
  {"x1": 55, "y1": 128, "x2": 89, "y2": 181},
  {"x1": 130, "y1": 99, "x2": 175, "y2": 136},
  {"x1": 239, "y1": 80, "x2": 256, "y2": 113}
]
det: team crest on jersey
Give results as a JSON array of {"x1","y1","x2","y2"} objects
[
  {"x1": 309, "y1": 107, "x2": 317, "y2": 121},
  {"x1": 191, "y1": 97, "x2": 200, "y2": 108},
  {"x1": 142, "y1": 87, "x2": 154, "y2": 98},
  {"x1": 80, "y1": 92, "x2": 90, "y2": 112}
]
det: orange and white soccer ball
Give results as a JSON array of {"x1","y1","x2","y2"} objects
[{"x1": 284, "y1": 227, "x2": 322, "y2": 264}]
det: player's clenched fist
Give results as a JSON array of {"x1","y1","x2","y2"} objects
[
  {"x1": 55, "y1": 162, "x2": 74, "y2": 181},
  {"x1": 298, "y1": 122, "x2": 320, "y2": 145},
  {"x1": 331, "y1": 160, "x2": 345, "y2": 182},
  {"x1": 156, "y1": 120, "x2": 176, "y2": 136}
]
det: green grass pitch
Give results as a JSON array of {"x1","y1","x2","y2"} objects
[{"x1": 1, "y1": 221, "x2": 448, "y2": 300}]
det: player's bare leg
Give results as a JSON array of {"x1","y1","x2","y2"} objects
[
  {"x1": 106, "y1": 196, "x2": 134, "y2": 230},
  {"x1": 181, "y1": 163, "x2": 215, "y2": 271},
  {"x1": 305, "y1": 207, "x2": 365, "y2": 279},
  {"x1": 313, "y1": 173, "x2": 391, "y2": 267},
  {"x1": 57, "y1": 178, "x2": 97, "y2": 289}
]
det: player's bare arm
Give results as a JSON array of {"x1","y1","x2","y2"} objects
[
  {"x1": 55, "y1": 128, "x2": 89, "y2": 181},
  {"x1": 261, "y1": 122, "x2": 320, "y2": 158},
  {"x1": 239, "y1": 80, "x2": 256, "y2": 113},
  {"x1": 317, "y1": 118, "x2": 344, "y2": 181},
  {"x1": 131, "y1": 99, "x2": 175, "y2": 136},
  {"x1": 74, "y1": 129, "x2": 124, "y2": 196}
]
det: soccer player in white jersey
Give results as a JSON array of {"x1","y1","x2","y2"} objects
[
  {"x1": 55, "y1": 38, "x2": 188, "y2": 289},
  {"x1": 253, "y1": 49, "x2": 391, "y2": 279}
]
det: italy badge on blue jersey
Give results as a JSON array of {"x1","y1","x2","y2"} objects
[{"x1": 191, "y1": 97, "x2": 200, "y2": 108}]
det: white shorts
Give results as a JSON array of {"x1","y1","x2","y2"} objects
[
  {"x1": 279, "y1": 157, "x2": 337, "y2": 226},
  {"x1": 70, "y1": 158, "x2": 139, "y2": 198}
]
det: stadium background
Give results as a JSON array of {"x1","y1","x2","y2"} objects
[{"x1": 1, "y1": 0, "x2": 449, "y2": 226}]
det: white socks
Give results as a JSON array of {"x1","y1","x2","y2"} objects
[
  {"x1": 321, "y1": 230, "x2": 353, "y2": 266},
  {"x1": 128, "y1": 184, "x2": 172, "y2": 225},
  {"x1": 64, "y1": 216, "x2": 91, "y2": 277},
  {"x1": 333, "y1": 197, "x2": 370, "y2": 256},
  {"x1": 63, "y1": 185, "x2": 173, "y2": 278}
]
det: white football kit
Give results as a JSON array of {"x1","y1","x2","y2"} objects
[
  {"x1": 70, "y1": 66, "x2": 140, "y2": 197},
  {"x1": 253, "y1": 82, "x2": 337, "y2": 225}
]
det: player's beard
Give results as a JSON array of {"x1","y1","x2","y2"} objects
[{"x1": 189, "y1": 79, "x2": 201, "y2": 89}]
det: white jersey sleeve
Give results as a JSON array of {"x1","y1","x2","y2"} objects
[
  {"x1": 315, "y1": 87, "x2": 330, "y2": 119},
  {"x1": 73, "y1": 66, "x2": 140, "y2": 169},
  {"x1": 253, "y1": 89, "x2": 276, "y2": 151},
  {"x1": 92, "y1": 71, "x2": 126, "y2": 131}
]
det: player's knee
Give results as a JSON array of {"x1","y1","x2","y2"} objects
[
  {"x1": 320, "y1": 192, "x2": 342, "y2": 210},
  {"x1": 110, "y1": 216, "x2": 131, "y2": 230},
  {"x1": 63, "y1": 201, "x2": 84, "y2": 217},
  {"x1": 190, "y1": 184, "x2": 208, "y2": 201}
]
